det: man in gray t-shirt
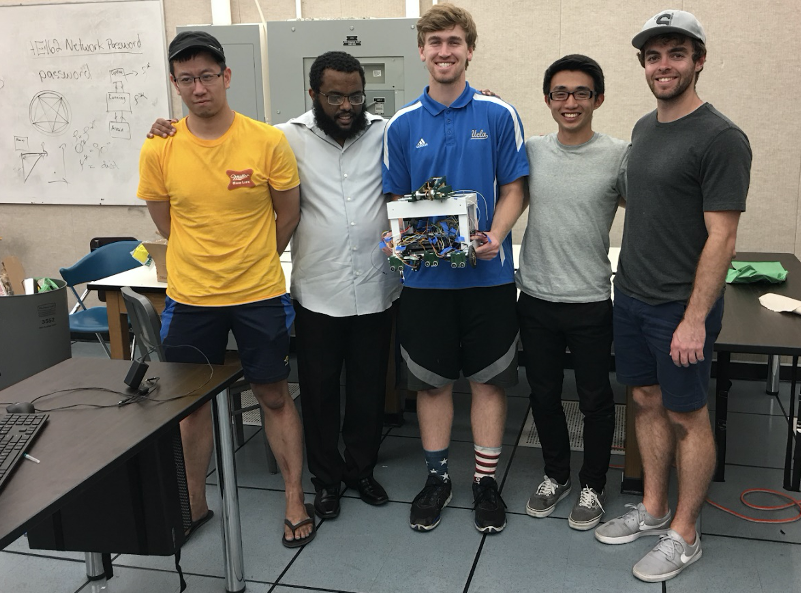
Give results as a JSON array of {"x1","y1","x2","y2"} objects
[
  {"x1": 595, "y1": 10, "x2": 751, "y2": 584},
  {"x1": 516, "y1": 55, "x2": 627, "y2": 532}
]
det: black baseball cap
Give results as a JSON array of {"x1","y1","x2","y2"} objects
[{"x1": 168, "y1": 31, "x2": 226, "y2": 61}]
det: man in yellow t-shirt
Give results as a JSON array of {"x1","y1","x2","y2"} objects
[{"x1": 137, "y1": 31, "x2": 312, "y2": 547}]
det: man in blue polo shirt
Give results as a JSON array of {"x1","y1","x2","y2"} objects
[{"x1": 382, "y1": 2, "x2": 528, "y2": 534}]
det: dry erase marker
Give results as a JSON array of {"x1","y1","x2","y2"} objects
[{"x1": 23, "y1": 453, "x2": 41, "y2": 464}]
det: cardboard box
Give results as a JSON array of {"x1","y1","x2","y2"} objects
[{"x1": 142, "y1": 241, "x2": 168, "y2": 283}]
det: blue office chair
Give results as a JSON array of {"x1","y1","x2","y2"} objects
[{"x1": 59, "y1": 241, "x2": 141, "y2": 357}]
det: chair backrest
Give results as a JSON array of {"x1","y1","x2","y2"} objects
[
  {"x1": 90, "y1": 236, "x2": 139, "y2": 252},
  {"x1": 120, "y1": 286, "x2": 165, "y2": 362},
  {"x1": 60, "y1": 241, "x2": 142, "y2": 309},
  {"x1": 60, "y1": 240, "x2": 142, "y2": 288}
]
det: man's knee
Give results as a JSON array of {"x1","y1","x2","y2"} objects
[
  {"x1": 631, "y1": 384, "x2": 661, "y2": 411},
  {"x1": 253, "y1": 381, "x2": 290, "y2": 410},
  {"x1": 666, "y1": 406, "x2": 711, "y2": 441}
]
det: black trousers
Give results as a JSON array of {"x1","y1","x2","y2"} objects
[
  {"x1": 293, "y1": 301, "x2": 393, "y2": 491},
  {"x1": 517, "y1": 293, "x2": 615, "y2": 491}
]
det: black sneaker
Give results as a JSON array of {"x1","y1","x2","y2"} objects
[
  {"x1": 409, "y1": 475, "x2": 452, "y2": 531},
  {"x1": 472, "y1": 476, "x2": 507, "y2": 534}
]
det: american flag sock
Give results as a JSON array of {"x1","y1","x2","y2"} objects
[
  {"x1": 474, "y1": 444, "x2": 501, "y2": 482},
  {"x1": 423, "y1": 447, "x2": 450, "y2": 482}
]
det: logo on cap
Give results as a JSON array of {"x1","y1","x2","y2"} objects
[{"x1": 656, "y1": 13, "x2": 673, "y2": 25}]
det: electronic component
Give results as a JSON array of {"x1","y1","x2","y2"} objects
[{"x1": 384, "y1": 176, "x2": 479, "y2": 274}]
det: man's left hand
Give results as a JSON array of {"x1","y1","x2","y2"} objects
[
  {"x1": 670, "y1": 319, "x2": 706, "y2": 367},
  {"x1": 472, "y1": 231, "x2": 501, "y2": 260}
]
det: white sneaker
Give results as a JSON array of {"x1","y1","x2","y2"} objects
[
  {"x1": 633, "y1": 528, "x2": 702, "y2": 582},
  {"x1": 594, "y1": 502, "x2": 671, "y2": 544}
]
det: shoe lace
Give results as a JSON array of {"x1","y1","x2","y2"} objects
[
  {"x1": 536, "y1": 476, "x2": 558, "y2": 497},
  {"x1": 415, "y1": 479, "x2": 447, "y2": 508},
  {"x1": 577, "y1": 487, "x2": 604, "y2": 512},
  {"x1": 474, "y1": 480, "x2": 507, "y2": 510},
  {"x1": 653, "y1": 534, "x2": 681, "y2": 561}
]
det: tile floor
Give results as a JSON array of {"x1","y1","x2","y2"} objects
[{"x1": 2, "y1": 342, "x2": 801, "y2": 592}]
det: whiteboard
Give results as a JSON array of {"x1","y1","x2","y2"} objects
[{"x1": 0, "y1": 0, "x2": 170, "y2": 205}]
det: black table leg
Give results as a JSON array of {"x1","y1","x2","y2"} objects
[
  {"x1": 784, "y1": 356, "x2": 800, "y2": 491},
  {"x1": 714, "y1": 351, "x2": 731, "y2": 482}
]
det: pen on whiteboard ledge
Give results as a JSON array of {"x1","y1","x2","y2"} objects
[{"x1": 23, "y1": 453, "x2": 41, "y2": 464}]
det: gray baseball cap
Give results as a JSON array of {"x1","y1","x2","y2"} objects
[{"x1": 632, "y1": 10, "x2": 706, "y2": 50}]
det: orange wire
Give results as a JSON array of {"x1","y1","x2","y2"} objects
[{"x1": 705, "y1": 488, "x2": 801, "y2": 524}]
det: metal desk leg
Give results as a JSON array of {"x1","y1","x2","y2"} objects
[
  {"x1": 85, "y1": 552, "x2": 104, "y2": 580},
  {"x1": 211, "y1": 387, "x2": 246, "y2": 593},
  {"x1": 713, "y1": 352, "x2": 731, "y2": 482},
  {"x1": 784, "y1": 356, "x2": 800, "y2": 491},
  {"x1": 767, "y1": 355, "x2": 781, "y2": 395}
]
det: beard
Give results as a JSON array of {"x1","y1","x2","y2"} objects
[
  {"x1": 312, "y1": 98, "x2": 368, "y2": 142},
  {"x1": 648, "y1": 71, "x2": 694, "y2": 102}
]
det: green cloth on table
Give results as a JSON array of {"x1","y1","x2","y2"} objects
[{"x1": 725, "y1": 261, "x2": 787, "y2": 284}]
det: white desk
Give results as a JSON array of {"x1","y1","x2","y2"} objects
[{"x1": 88, "y1": 258, "x2": 293, "y2": 360}]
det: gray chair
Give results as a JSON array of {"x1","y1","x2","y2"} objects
[{"x1": 120, "y1": 286, "x2": 278, "y2": 473}]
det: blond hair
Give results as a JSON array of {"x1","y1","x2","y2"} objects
[{"x1": 416, "y1": 3, "x2": 478, "y2": 50}]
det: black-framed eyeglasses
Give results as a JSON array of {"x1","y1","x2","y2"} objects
[
  {"x1": 318, "y1": 91, "x2": 366, "y2": 106},
  {"x1": 174, "y1": 70, "x2": 224, "y2": 88},
  {"x1": 548, "y1": 89, "x2": 595, "y2": 101}
]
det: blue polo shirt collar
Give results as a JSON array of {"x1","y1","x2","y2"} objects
[{"x1": 420, "y1": 82, "x2": 475, "y2": 115}]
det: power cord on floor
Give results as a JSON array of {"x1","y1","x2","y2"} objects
[{"x1": 705, "y1": 489, "x2": 801, "y2": 523}]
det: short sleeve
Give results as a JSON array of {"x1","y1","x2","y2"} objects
[
  {"x1": 617, "y1": 144, "x2": 630, "y2": 200},
  {"x1": 267, "y1": 132, "x2": 300, "y2": 191},
  {"x1": 381, "y1": 116, "x2": 411, "y2": 195},
  {"x1": 137, "y1": 138, "x2": 169, "y2": 202},
  {"x1": 494, "y1": 105, "x2": 529, "y2": 186},
  {"x1": 701, "y1": 127, "x2": 751, "y2": 212}
]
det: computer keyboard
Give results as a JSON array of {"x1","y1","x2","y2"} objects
[{"x1": 0, "y1": 413, "x2": 49, "y2": 493}]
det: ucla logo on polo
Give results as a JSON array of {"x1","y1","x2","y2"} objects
[{"x1": 471, "y1": 130, "x2": 488, "y2": 140}]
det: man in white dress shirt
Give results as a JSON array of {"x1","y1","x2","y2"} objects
[{"x1": 276, "y1": 51, "x2": 400, "y2": 519}]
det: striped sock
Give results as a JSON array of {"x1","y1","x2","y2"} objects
[
  {"x1": 474, "y1": 444, "x2": 501, "y2": 482},
  {"x1": 423, "y1": 447, "x2": 450, "y2": 482}
]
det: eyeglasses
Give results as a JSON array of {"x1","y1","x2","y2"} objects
[
  {"x1": 548, "y1": 89, "x2": 595, "y2": 101},
  {"x1": 174, "y1": 70, "x2": 224, "y2": 88},
  {"x1": 318, "y1": 91, "x2": 366, "y2": 106}
]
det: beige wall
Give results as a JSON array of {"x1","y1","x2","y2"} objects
[{"x1": 1, "y1": 0, "x2": 798, "y2": 285}]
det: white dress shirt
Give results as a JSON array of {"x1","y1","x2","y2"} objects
[{"x1": 276, "y1": 111, "x2": 401, "y2": 317}]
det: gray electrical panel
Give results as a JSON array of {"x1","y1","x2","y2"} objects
[
  {"x1": 267, "y1": 18, "x2": 428, "y2": 124},
  {"x1": 175, "y1": 24, "x2": 268, "y2": 122}
]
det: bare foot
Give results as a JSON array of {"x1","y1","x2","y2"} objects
[{"x1": 284, "y1": 497, "x2": 312, "y2": 542}]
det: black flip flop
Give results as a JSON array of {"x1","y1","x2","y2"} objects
[
  {"x1": 281, "y1": 503, "x2": 317, "y2": 549},
  {"x1": 184, "y1": 509, "x2": 214, "y2": 543}
]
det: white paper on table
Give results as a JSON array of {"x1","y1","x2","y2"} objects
[{"x1": 759, "y1": 293, "x2": 801, "y2": 315}]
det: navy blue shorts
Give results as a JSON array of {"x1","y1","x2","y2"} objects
[
  {"x1": 613, "y1": 287, "x2": 723, "y2": 412},
  {"x1": 160, "y1": 295, "x2": 294, "y2": 385}
]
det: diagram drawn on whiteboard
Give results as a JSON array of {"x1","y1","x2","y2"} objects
[{"x1": 29, "y1": 90, "x2": 71, "y2": 135}]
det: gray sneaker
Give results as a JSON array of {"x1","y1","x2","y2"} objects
[
  {"x1": 525, "y1": 475, "x2": 572, "y2": 518},
  {"x1": 633, "y1": 529, "x2": 702, "y2": 582},
  {"x1": 568, "y1": 486, "x2": 605, "y2": 531},
  {"x1": 595, "y1": 502, "x2": 672, "y2": 544}
]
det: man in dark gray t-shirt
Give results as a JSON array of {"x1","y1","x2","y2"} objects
[{"x1": 595, "y1": 10, "x2": 751, "y2": 584}]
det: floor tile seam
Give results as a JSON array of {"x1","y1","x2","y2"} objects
[
  {"x1": 210, "y1": 482, "x2": 318, "y2": 496},
  {"x1": 496, "y1": 401, "x2": 532, "y2": 492},
  {"x1": 719, "y1": 461, "x2": 786, "y2": 471},
  {"x1": 271, "y1": 580, "x2": 368, "y2": 593},
  {"x1": 462, "y1": 535, "x2": 487, "y2": 593},
  {"x1": 379, "y1": 432, "x2": 518, "y2": 446},
  {"x1": 700, "y1": 531, "x2": 801, "y2": 546},
  {"x1": 109, "y1": 559, "x2": 252, "y2": 582},
  {"x1": 0, "y1": 548, "x2": 89, "y2": 564}
]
